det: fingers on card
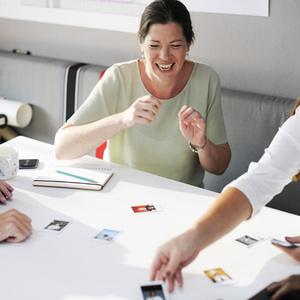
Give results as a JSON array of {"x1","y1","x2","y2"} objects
[
  {"x1": 203, "y1": 268, "x2": 236, "y2": 285},
  {"x1": 131, "y1": 204, "x2": 162, "y2": 214},
  {"x1": 139, "y1": 281, "x2": 168, "y2": 300},
  {"x1": 271, "y1": 238, "x2": 300, "y2": 248},
  {"x1": 93, "y1": 228, "x2": 122, "y2": 244},
  {"x1": 235, "y1": 233, "x2": 268, "y2": 248},
  {"x1": 42, "y1": 219, "x2": 71, "y2": 234}
]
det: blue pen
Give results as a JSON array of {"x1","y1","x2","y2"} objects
[
  {"x1": 1, "y1": 189, "x2": 13, "y2": 199},
  {"x1": 56, "y1": 170, "x2": 97, "y2": 183}
]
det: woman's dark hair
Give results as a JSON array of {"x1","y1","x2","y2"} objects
[{"x1": 138, "y1": 0, "x2": 195, "y2": 46}]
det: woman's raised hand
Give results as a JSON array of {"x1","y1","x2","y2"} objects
[
  {"x1": 121, "y1": 95, "x2": 162, "y2": 128},
  {"x1": 178, "y1": 105, "x2": 206, "y2": 149}
]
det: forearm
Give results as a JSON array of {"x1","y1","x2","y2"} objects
[
  {"x1": 54, "y1": 113, "x2": 126, "y2": 160},
  {"x1": 198, "y1": 140, "x2": 231, "y2": 175},
  {"x1": 149, "y1": 187, "x2": 253, "y2": 291},
  {"x1": 191, "y1": 187, "x2": 252, "y2": 251}
]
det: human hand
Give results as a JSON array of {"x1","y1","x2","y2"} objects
[
  {"x1": 268, "y1": 275, "x2": 300, "y2": 300},
  {"x1": 178, "y1": 105, "x2": 206, "y2": 149},
  {"x1": 0, "y1": 209, "x2": 32, "y2": 243},
  {"x1": 149, "y1": 228, "x2": 201, "y2": 293},
  {"x1": 272, "y1": 236, "x2": 300, "y2": 261},
  {"x1": 0, "y1": 180, "x2": 14, "y2": 203},
  {"x1": 121, "y1": 95, "x2": 161, "y2": 128}
]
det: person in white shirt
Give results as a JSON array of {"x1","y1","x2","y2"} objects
[{"x1": 150, "y1": 97, "x2": 300, "y2": 300}]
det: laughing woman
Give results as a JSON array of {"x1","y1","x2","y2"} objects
[{"x1": 54, "y1": 0, "x2": 231, "y2": 188}]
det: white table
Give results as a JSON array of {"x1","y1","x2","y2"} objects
[{"x1": 1, "y1": 136, "x2": 300, "y2": 300}]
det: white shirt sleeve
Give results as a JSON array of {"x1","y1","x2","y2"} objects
[{"x1": 224, "y1": 106, "x2": 300, "y2": 218}]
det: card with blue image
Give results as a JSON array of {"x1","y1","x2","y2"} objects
[{"x1": 93, "y1": 228, "x2": 122, "y2": 244}]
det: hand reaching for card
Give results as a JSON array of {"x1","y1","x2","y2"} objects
[
  {"x1": 0, "y1": 209, "x2": 32, "y2": 243},
  {"x1": 149, "y1": 228, "x2": 201, "y2": 293}
]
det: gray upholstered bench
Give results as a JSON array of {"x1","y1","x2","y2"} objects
[{"x1": 204, "y1": 88, "x2": 300, "y2": 215}]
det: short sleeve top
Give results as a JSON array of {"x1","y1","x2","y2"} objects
[{"x1": 69, "y1": 59, "x2": 228, "y2": 187}]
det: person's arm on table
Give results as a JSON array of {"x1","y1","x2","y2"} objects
[
  {"x1": 151, "y1": 99, "x2": 300, "y2": 294},
  {"x1": 0, "y1": 209, "x2": 32, "y2": 243},
  {"x1": 150, "y1": 187, "x2": 252, "y2": 292},
  {"x1": 178, "y1": 105, "x2": 231, "y2": 175},
  {"x1": 54, "y1": 95, "x2": 161, "y2": 160}
]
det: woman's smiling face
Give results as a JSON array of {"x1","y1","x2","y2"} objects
[{"x1": 139, "y1": 22, "x2": 190, "y2": 83}]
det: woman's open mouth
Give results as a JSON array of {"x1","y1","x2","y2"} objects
[{"x1": 157, "y1": 63, "x2": 174, "y2": 71}]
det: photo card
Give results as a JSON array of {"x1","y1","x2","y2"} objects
[
  {"x1": 203, "y1": 267, "x2": 236, "y2": 285},
  {"x1": 42, "y1": 219, "x2": 71, "y2": 234},
  {"x1": 93, "y1": 228, "x2": 122, "y2": 244},
  {"x1": 139, "y1": 280, "x2": 169, "y2": 300},
  {"x1": 131, "y1": 203, "x2": 163, "y2": 214},
  {"x1": 235, "y1": 233, "x2": 268, "y2": 248}
]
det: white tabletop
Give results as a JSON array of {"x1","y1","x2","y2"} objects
[{"x1": 1, "y1": 136, "x2": 300, "y2": 300}]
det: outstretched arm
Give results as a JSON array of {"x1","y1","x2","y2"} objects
[{"x1": 150, "y1": 187, "x2": 252, "y2": 292}]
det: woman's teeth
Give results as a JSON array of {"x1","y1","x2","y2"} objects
[{"x1": 158, "y1": 64, "x2": 173, "y2": 71}]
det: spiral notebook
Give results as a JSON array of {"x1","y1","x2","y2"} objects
[{"x1": 33, "y1": 167, "x2": 114, "y2": 191}]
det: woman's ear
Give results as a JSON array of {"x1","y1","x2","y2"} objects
[
  {"x1": 137, "y1": 33, "x2": 144, "y2": 54},
  {"x1": 137, "y1": 33, "x2": 142, "y2": 45}
]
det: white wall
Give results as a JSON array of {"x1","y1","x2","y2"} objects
[{"x1": 1, "y1": 0, "x2": 300, "y2": 99}]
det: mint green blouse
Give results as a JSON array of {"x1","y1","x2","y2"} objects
[{"x1": 69, "y1": 59, "x2": 228, "y2": 187}]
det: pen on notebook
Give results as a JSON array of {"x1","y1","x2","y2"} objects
[{"x1": 56, "y1": 170, "x2": 98, "y2": 183}]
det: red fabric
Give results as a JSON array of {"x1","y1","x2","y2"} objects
[
  {"x1": 99, "y1": 69, "x2": 106, "y2": 80},
  {"x1": 95, "y1": 70, "x2": 107, "y2": 159},
  {"x1": 96, "y1": 142, "x2": 107, "y2": 159}
]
